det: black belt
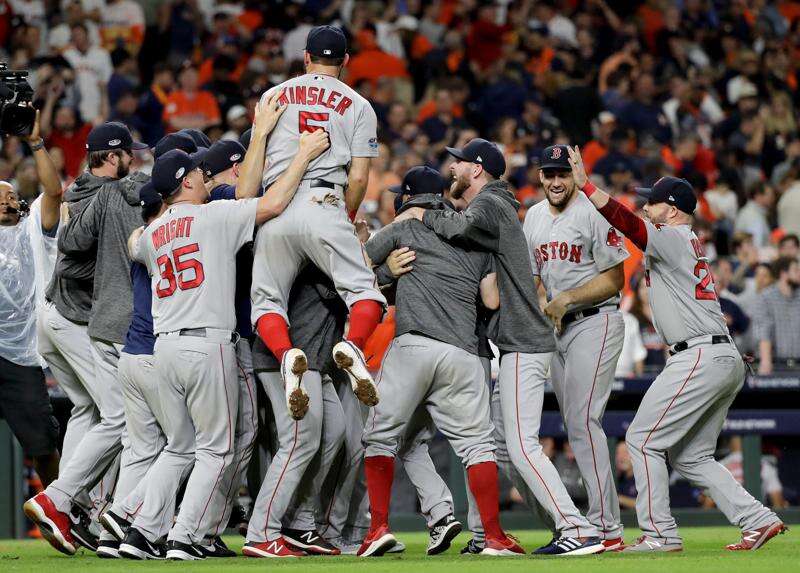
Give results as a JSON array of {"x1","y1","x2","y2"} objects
[
  {"x1": 561, "y1": 304, "x2": 618, "y2": 329},
  {"x1": 308, "y1": 179, "x2": 335, "y2": 189},
  {"x1": 177, "y1": 328, "x2": 238, "y2": 343},
  {"x1": 670, "y1": 334, "x2": 731, "y2": 356}
]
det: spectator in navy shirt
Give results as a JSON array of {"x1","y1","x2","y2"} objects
[{"x1": 619, "y1": 73, "x2": 672, "y2": 144}]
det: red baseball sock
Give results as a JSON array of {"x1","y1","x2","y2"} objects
[
  {"x1": 346, "y1": 300, "x2": 382, "y2": 350},
  {"x1": 467, "y1": 461, "x2": 505, "y2": 540},
  {"x1": 364, "y1": 455, "x2": 395, "y2": 531},
  {"x1": 255, "y1": 313, "x2": 293, "y2": 362}
]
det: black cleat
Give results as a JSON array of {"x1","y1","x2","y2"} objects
[
  {"x1": 460, "y1": 538, "x2": 484, "y2": 554},
  {"x1": 282, "y1": 528, "x2": 341, "y2": 555},
  {"x1": 427, "y1": 514, "x2": 462, "y2": 555},
  {"x1": 99, "y1": 510, "x2": 131, "y2": 542},
  {"x1": 69, "y1": 505, "x2": 98, "y2": 551},
  {"x1": 198, "y1": 536, "x2": 237, "y2": 558},
  {"x1": 227, "y1": 504, "x2": 249, "y2": 537},
  {"x1": 96, "y1": 539, "x2": 120, "y2": 559},
  {"x1": 119, "y1": 528, "x2": 166, "y2": 560},
  {"x1": 166, "y1": 539, "x2": 206, "y2": 560}
]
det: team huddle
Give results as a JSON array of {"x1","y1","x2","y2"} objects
[{"x1": 22, "y1": 25, "x2": 787, "y2": 561}]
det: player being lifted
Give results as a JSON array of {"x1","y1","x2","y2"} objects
[
  {"x1": 566, "y1": 146, "x2": 786, "y2": 553},
  {"x1": 251, "y1": 26, "x2": 386, "y2": 420}
]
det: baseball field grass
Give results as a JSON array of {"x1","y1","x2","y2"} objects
[{"x1": 0, "y1": 527, "x2": 793, "y2": 572}]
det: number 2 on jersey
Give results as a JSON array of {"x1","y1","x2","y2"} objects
[
  {"x1": 693, "y1": 260, "x2": 717, "y2": 301},
  {"x1": 155, "y1": 243, "x2": 205, "y2": 298},
  {"x1": 299, "y1": 110, "x2": 329, "y2": 133}
]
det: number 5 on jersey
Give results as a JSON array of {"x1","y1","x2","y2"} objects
[
  {"x1": 299, "y1": 110, "x2": 329, "y2": 134},
  {"x1": 156, "y1": 243, "x2": 205, "y2": 298}
]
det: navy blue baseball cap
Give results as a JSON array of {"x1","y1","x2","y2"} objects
[
  {"x1": 390, "y1": 166, "x2": 446, "y2": 197},
  {"x1": 138, "y1": 180, "x2": 163, "y2": 221},
  {"x1": 635, "y1": 176, "x2": 697, "y2": 215},
  {"x1": 153, "y1": 132, "x2": 198, "y2": 159},
  {"x1": 150, "y1": 148, "x2": 208, "y2": 198},
  {"x1": 86, "y1": 122, "x2": 148, "y2": 152},
  {"x1": 203, "y1": 140, "x2": 246, "y2": 178},
  {"x1": 239, "y1": 128, "x2": 252, "y2": 150},
  {"x1": 445, "y1": 138, "x2": 506, "y2": 179},
  {"x1": 179, "y1": 128, "x2": 212, "y2": 149},
  {"x1": 540, "y1": 144, "x2": 571, "y2": 170},
  {"x1": 306, "y1": 25, "x2": 347, "y2": 59}
]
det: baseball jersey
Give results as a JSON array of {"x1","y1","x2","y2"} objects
[
  {"x1": 134, "y1": 199, "x2": 257, "y2": 334},
  {"x1": 261, "y1": 73, "x2": 379, "y2": 187},
  {"x1": 643, "y1": 222, "x2": 729, "y2": 346},
  {"x1": 366, "y1": 207, "x2": 494, "y2": 356},
  {"x1": 524, "y1": 192, "x2": 629, "y2": 310}
]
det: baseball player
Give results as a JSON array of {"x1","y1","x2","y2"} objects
[
  {"x1": 360, "y1": 166, "x2": 522, "y2": 558},
  {"x1": 523, "y1": 144, "x2": 629, "y2": 550},
  {"x1": 398, "y1": 139, "x2": 603, "y2": 556},
  {"x1": 115, "y1": 129, "x2": 328, "y2": 561},
  {"x1": 567, "y1": 146, "x2": 786, "y2": 552},
  {"x1": 251, "y1": 25, "x2": 386, "y2": 416},
  {"x1": 26, "y1": 123, "x2": 149, "y2": 555}
]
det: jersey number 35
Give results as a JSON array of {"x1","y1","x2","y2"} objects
[{"x1": 155, "y1": 244, "x2": 205, "y2": 298}]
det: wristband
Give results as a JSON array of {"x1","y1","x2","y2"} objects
[
  {"x1": 29, "y1": 139, "x2": 44, "y2": 152},
  {"x1": 348, "y1": 208, "x2": 357, "y2": 222},
  {"x1": 581, "y1": 180, "x2": 597, "y2": 197}
]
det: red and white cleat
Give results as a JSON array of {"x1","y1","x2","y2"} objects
[
  {"x1": 481, "y1": 535, "x2": 526, "y2": 556},
  {"x1": 726, "y1": 522, "x2": 787, "y2": 551},
  {"x1": 601, "y1": 537, "x2": 624, "y2": 552},
  {"x1": 242, "y1": 538, "x2": 304, "y2": 558},
  {"x1": 23, "y1": 492, "x2": 76, "y2": 556},
  {"x1": 357, "y1": 524, "x2": 397, "y2": 557}
]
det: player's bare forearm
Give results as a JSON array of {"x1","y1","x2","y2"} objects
[
  {"x1": 758, "y1": 340, "x2": 773, "y2": 375},
  {"x1": 238, "y1": 91, "x2": 287, "y2": 199},
  {"x1": 560, "y1": 263, "x2": 624, "y2": 309},
  {"x1": 480, "y1": 272, "x2": 500, "y2": 310},
  {"x1": 345, "y1": 156, "x2": 371, "y2": 213},
  {"x1": 256, "y1": 130, "x2": 330, "y2": 224},
  {"x1": 27, "y1": 110, "x2": 62, "y2": 230}
]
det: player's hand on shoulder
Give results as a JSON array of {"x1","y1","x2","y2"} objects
[
  {"x1": 253, "y1": 89, "x2": 287, "y2": 135},
  {"x1": 298, "y1": 128, "x2": 330, "y2": 160},
  {"x1": 387, "y1": 247, "x2": 416, "y2": 277},
  {"x1": 394, "y1": 206, "x2": 425, "y2": 223},
  {"x1": 567, "y1": 145, "x2": 588, "y2": 189}
]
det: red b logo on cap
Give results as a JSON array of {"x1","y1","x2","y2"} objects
[{"x1": 551, "y1": 147, "x2": 562, "y2": 159}]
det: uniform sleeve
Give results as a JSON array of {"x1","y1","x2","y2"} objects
[
  {"x1": 422, "y1": 193, "x2": 500, "y2": 252},
  {"x1": 643, "y1": 221, "x2": 682, "y2": 268},
  {"x1": 132, "y1": 231, "x2": 148, "y2": 264},
  {"x1": 350, "y1": 101, "x2": 379, "y2": 158},
  {"x1": 58, "y1": 191, "x2": 104, "y2": 255},
  {"x1": 215, "y1": 199, "x2": 258, "y2": 251},
  {"x1": 364, "y1": 224, "x2": 400, "y2": 266},
  {"x1": 590, "y1": 209, "x2": 629, "y2": 272}
]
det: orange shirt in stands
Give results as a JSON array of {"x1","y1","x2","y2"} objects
[{"x1": 162, "y1": 90, "x2": 221, "y2": 128}]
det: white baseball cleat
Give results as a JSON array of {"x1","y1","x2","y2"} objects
[
  {"x1": 281, "y1": 348, "x2": 309, "y2": 420},
  {"x1": 333, "y1": 341, "x2": 379, "y2": 406}
]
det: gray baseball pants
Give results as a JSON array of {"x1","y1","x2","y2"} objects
[
  {"x1": 250, "y1": 181, "x2": 385, "y2": 325},
  {"x1": 626, "y1": 340, "x2": 778, "y2": 543},
  {"x1": 550, "y1": 311, "x2": 624, "y2": 539},
  {"x1": 130, "y1": 330, "x2": 239, "y2": 545},
  {"x1": 498, "y1": 352, "x2": 596, "y2": 538}
]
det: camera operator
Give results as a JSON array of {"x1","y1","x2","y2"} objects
[{"x1": 0, "y1": 109, "x2": 63, "y2": 486}]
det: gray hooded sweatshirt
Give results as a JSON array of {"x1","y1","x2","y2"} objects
[{"x1": 57, "y1": 171, "x2": 149, "y2": 343}]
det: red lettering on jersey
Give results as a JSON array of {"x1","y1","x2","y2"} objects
[
  {"x1": 158, "y1": 226, "x2": 166, "y2": 249},
  {"x1": 549, "y1": 241, "x2": 559, "y2": 259},
  {"x1": 606, "y1": 228, "x2": 623, "y2": 247},
  {"x1": 324, "y1": 90, "x2": 339, "y2": 110},
  {"x1": 278, "y1": 90, "x2": 290, "y2": 106},
  {"x1": 176, "y1": 217, "x2": 186, "y2": 238},
  {"x1": 168, "y1": 219, "x2": 177, "y2": 242},
  {"x1": 307, "y1": 86, "x2": 319, "y2": 106},
  {"x1": 335, "y1": 96, "x2": 352, "y2": 115},
  {"x1": 558, "y1": 242, "x2": 568, "y2": 260},
  {"x1": 294, "y1": 86, "x2": 306, "y2": 105},
  {"x1": 184, "y1": 216, "x2": 194, "y2": 236},
  {"x1": 317, "y1": 88, "x2": 327, "y2": 107},
  {"x1": 569, "y1": 244, "x2": 583, "y2": 263},
  {"x1": 151, "y1": 228, "x2": 161, "y2": 250},
  {"x1": 539, "y1": 244, "x2": 549, "y2": 261},
  {"x1": 533, "y1": 248, "x2": 543, "y2": 269},
  {"x1": 690, "y1": 237, "x2": 705, "y2": 258}
]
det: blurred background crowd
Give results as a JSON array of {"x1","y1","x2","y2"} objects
[{"x1": 2, "y1": 0, "x2": 800, "y2": 521}]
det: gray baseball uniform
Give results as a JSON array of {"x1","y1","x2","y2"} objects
[
  {"x1": 250, "y1": 74, "x2": 384, "y2": 327},
  {"x1": 422, "y1": 180, "x2": 595, "y2": 538},
  {"x1": 249, "y1": 264, "x2": 348, "y2": 543},
  {"x1": 131, "y1": 199, "x2": 257, "y2": 545},
  {"x1": 524, "y1": 192, "x2": 628, "y2": 539},
  {"x1": 620, "y1": 221, "x2": 777, "y2": 542},
  {"x1": 363, "y1": 214, "x2": 495, "y2": 467}
]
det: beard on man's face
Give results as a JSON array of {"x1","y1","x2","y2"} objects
[{"x1": 450, "y1": 172, "x2": 470, "y2": 199}]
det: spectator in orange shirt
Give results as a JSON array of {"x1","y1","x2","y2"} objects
[
  {"x1": 100, "y1": 0, "x2": 145, "y2": 55},
  {"x1": 416, "y1": 78, "x2": 466, "y2": 123},
  {"x1": 346, "y1": 27, "x2": 410, "y2": 88},
  {"x1": 162, "y1": 63, "x2": 222, "y2": 133},
  {"x1": 583, "y1": 111, "x2": 617, "y2": 173}
]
